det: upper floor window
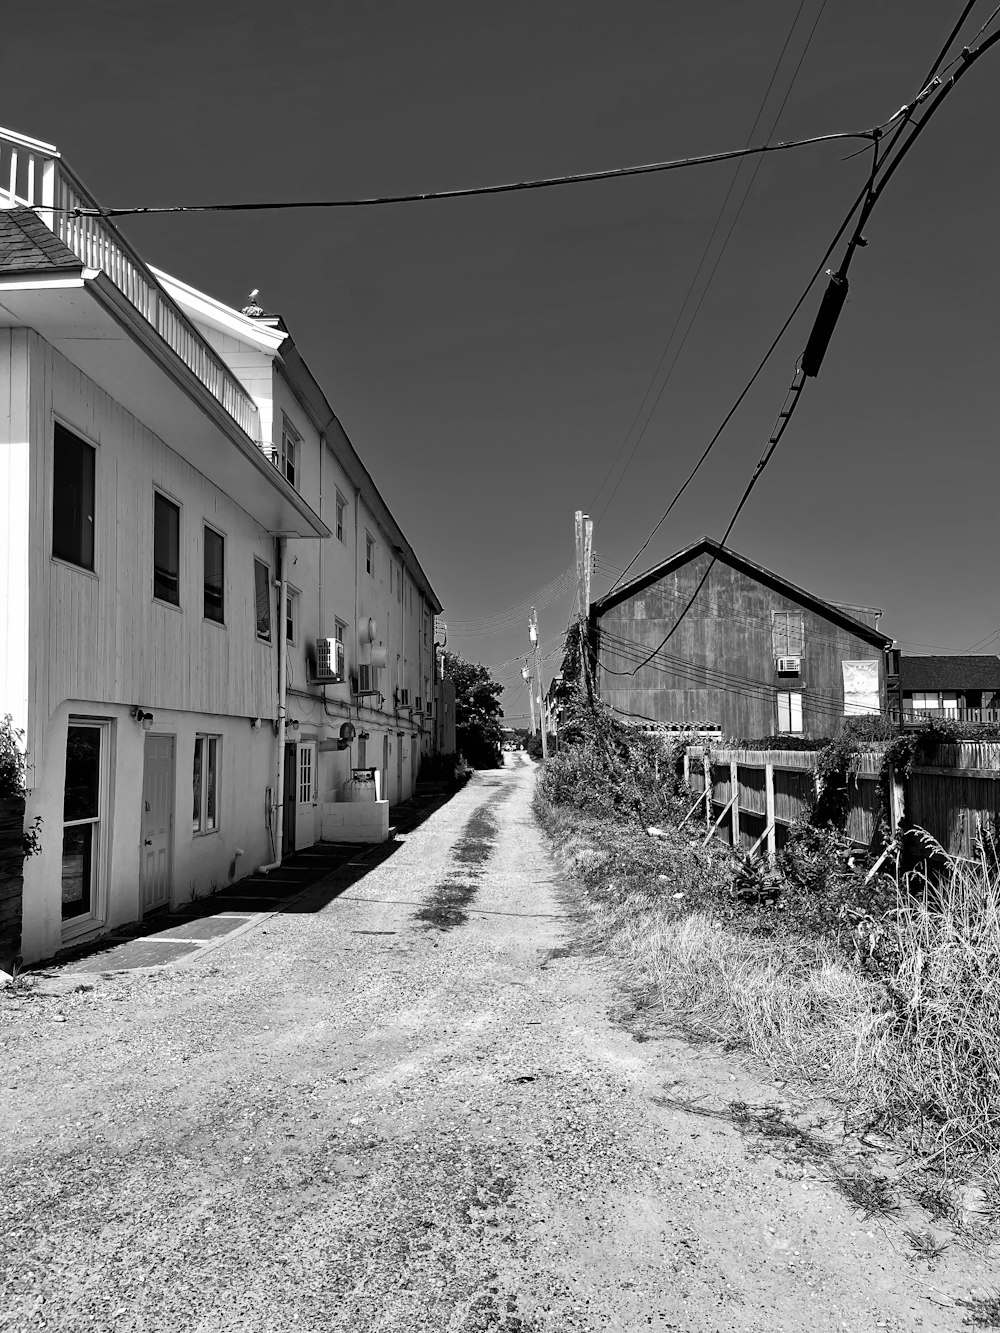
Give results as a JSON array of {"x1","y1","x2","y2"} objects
[
  {"x1": 396, "y1": 564, "x2": 402, "y2": 604},
  {"x1": 286, "y1": 588, "x2": 299, "y2": 645},
  {"x1": 772, "y1": 611, "x2": 804, "y2": 658},
  {"x1": 366, "y1": 532, "x2": 375, "y2": 576},
  {"x1": 254, "y1": 558, "x2": 271, "y2": 641},
  {"x1": 204, "y1": 526, "x2": 225, "y2": 624},
  {"x1": 279, "y1": 416, "x2": 300, "y2": 489},
  {"x1": 335, "y1": 491, "x2": 346, "y2": 543},
  {"x1": 53, "y1": 424, "x2": 95, "y2": 570},
  {"x1": 153, "y1": 493, "x2": 180, "y2": 605}
]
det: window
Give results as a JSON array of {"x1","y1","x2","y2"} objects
[
  {"x1": 53, "y1": 424, "x2": 95, "y2": 570},
  {"x1": 772, "y1": 611, "x2": 804, "y2": 657},
  {"x1": 279, "y1": 415, "x2": 300, "y2": 489},
  {"x1": 286, "y1": 589, "x2": 298, "y2": 645},
  {"x1": 153, "y1": 493, "x2": 180, "y2": 605},
  {"x1": 204, "y1": 526, "x2": 225, "y2": 623},
  {"x1": 193, "y1": 735, "x2": 220, "y2": 833},
  {"x1": 366, "y1": 532, "x2": 374, "y2": 576},
  {"x1": 776, "y1": 691, "x2": 803, "y2": 733},
  {"x1": 299, "y1": 745, "x2": 313, "y2": 804},
  {"x1": 910, "y1": 691, "x2": 959, "y2": 712},
  {"x1": 254, "y1": 559, "x2": 271, "y2": 641},
  {"x1": 335, "y1": 491, "x2": 345, "y2": 543},
  {"x1": 61, "y1": 721, "x2": 109, "y2": 923}
]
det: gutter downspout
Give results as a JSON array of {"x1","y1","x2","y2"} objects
[{"x1": 259, "y1": 535, "x2": 289, "y2": 873}]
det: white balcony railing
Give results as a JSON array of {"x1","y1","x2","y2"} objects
[{"x1": 0, "y1": 127, "x2": 259, "y2": 442}]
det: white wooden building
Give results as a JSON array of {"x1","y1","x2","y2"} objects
[{"x1": 0, "y1": 126, "x2": 444, "y2": 965}]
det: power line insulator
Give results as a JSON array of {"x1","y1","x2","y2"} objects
[{"x1": 801, "y1": 272, "x2": 849, "y2": 378}]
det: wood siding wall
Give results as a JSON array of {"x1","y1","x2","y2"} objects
[
  {"x1": 25, "y1": 333, "x2": 277, "y2": 728},
  {"x1": 596, "y1": 551, "x2": 885, "y2": 739}
]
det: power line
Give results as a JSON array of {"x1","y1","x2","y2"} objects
[
  {"x1": 606, "y1": 0, "x2": 989, "y2": 602},
  {"x1": 621, "y1": 14, "x2": 1000, "y2": 674},
  {"x1": 590, "y1": 0, "x2": 826, "y2": 527},
  {"x1": 53, "y1": 129, "x2": 877, "y2": 221}
]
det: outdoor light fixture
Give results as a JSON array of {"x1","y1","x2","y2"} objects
[
  {"x1": 131, "y1": 707, "x2": 154, "y2": 730},
  {"x1": 249, "y1": 717, "x2": 262, "y2": 731},
  {"x1": 288, "y1": 718, "x2": 300, "y2": 734}
]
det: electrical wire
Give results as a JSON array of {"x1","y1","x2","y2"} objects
[
  {"x1": 606, "y1": 1, "x2": 990, "y2": 602},
  {"x1": 53, "y1": 129, "x2": 877, "y2": 220},
  {"x1": 589, "y1": 0, "x2": 826, "y2": 527}
]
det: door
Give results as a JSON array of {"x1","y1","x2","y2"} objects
[
  {"x1": 382, "y1": 734, "x2": 389, "y2": 804},
  {"x1": 396, "y1": 736, "x2": 404, "y2": 803},
  {"x1": 295, "y1": 741, "x2": 317, "y2": 850},
  {"x1": 282, "y1": 742, "x2": 297, "y2": 852},
  {"x1": 140, "y1": 733, "x2": 174, "y2": 914}
]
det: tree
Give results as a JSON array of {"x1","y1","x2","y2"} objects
[{"x1": 443, "y1": 651, "x2": 504, "y2": 769}]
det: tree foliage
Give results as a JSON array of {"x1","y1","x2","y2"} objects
[{"x1": 443, "y1": 651, "x2": 504, "y2": 770}]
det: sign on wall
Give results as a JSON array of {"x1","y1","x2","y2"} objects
[{"x1": 843, "y1": 660, "x2": 880, "y2": 715}]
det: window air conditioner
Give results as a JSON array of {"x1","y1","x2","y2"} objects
[
  {"x1": 776, "y1": 656, "x2": 801, "y2": 674},
  {"x1": 313, "y1": 637, "x2": 345, "y2": 682},
  {"x1": 397, "y1": 688, "x2": 411, "y2": 709},
  {"x1": 425, "y1": 700, "x2": 434, "y2": 720},
  {"x1": 413, "y1": 696, "x2": 423, "y2": 713}
]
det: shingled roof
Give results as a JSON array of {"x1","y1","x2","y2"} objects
[
  {"x1": 0, "y1": 207, "x2": 82, "y2": 275},
  {"x1": 900, "y1": 655, "x2": 1000, "y2": 691}
]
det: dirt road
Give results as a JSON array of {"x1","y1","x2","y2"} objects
[{"x1": 0, "y1": 756, "x2": 990, "y2": 1331}]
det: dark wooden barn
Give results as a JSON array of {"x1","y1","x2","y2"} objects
[{"x1": 590, "y1": 537, "x2": 893, "y2": 740}]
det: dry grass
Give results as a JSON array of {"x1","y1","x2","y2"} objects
[{"x1": 538, "y1": 796, "x2": 1000, "y2": 1223}]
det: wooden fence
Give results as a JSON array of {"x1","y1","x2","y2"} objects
[{"x1": 684, "y1": 743, "x2": 1000, "y2": 860}]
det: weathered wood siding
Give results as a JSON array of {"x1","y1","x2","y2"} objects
[
  {"x1": 596, "y1": 550, "x2": 885, "y2": 739},
  {"x1": 26, "y1": 333, "x2": 276, "y2": 726}
]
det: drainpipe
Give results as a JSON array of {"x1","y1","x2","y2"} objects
[{"x1": 259, "y1": 535, "x2": 288, "y2": 873}]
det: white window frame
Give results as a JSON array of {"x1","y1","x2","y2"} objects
[
  {"x1": 52, "y1": 421, "x2": 97, "y2": 573},
  {"x1": 254, "y1": 558, "x2": 272, "y2": 642},
  {"x1": 298, "y1": 743, "x2": 314, "y2": 805},
  {"x1": 279, "y1": 414, "x2": 300, "y2": 489},
  {"x1": 335, "y1": 491, "x2": 346, "y2": 543},
  {"x1": 153, "y1": 489, "x2": 182, "y2": 609},
  {"x1": 285, "y1": 587, "x2": 299, "y2": 646},
  {"x1": 61, "y1": 718, "x2": 113, "y2": 940},
  {"x1": 365, "y1": 532, "x2": 375, "y2": 576},
  {"x1": 203, "y1": 522, "x2": 226, "y2": 626},
  {"x1": 772, "y1": 610, "x2": 804, "y2": 658},
  {"x1": 193, "y1": 733, "x2": 221, "y2": 834},
  {"x1": 776, "y1": 691, "x2": 803, "y2": 734}
]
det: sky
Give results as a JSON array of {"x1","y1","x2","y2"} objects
[{"x1": 4, "y1": 1, "x2": 999, "y2": 722}]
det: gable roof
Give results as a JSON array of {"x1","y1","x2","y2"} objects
[
  {"x1": 900, "y1": 655, "x2": 1000, "y2": 691},
  {"x1": 591, "y1": 536, "x2": 891, "y2": 648},
  {"x1": 0, "y1": 207, "x2": 82, "y2": 274}
]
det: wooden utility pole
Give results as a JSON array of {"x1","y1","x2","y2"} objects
[
  {"x1": 530, "y1": 608, "x2": 548, "y2": 760},
  {"x1": 575, "y1": 510, "x2": 595, "y2": 706},
  {"x1": 522, "y1": 663, "x2": 536, "y2": 736}
]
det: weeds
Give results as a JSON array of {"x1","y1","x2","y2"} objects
[
  {"x1": 957, "y1": 1292, "x2": 1000, "y2": 1328},
  {"x1": 903, "y1": 1226, "x2": 949, "y2": 1263}
]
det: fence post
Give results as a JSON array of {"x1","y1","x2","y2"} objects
[
  {"x1": 703, "y1": 753, "x2": 712, "y2": 830},
  {"x1": 765, "y1": 762, "x2": 776, "y2": 863},
  {"x1": 683, "y1": 748, "x2": 690, "y2": 789},
  {"x1": 730, "y1": 758, "x2": 740, "y2": 849}
]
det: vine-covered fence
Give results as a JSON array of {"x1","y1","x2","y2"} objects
[{"x1": 684, "y1": 742, "x2": 1000, "y2": 859}]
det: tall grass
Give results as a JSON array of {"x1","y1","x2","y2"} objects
[{"x1": 539, "y1": 795, "x2": 1000, "y2": 1213}]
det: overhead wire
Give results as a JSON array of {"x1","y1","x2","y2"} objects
[
  {"x1": 52, "y1": 128, "x2": 878, "y2": 220},
  {"x1": 620, "y1": 9, "x2": 1000, "y2": 674},
  {"x1": 606, "y1": 0, "x2": 987, "y2": 602},
  {"x1": 589, "y1": 0, "x2": 825, "y2": 527}
]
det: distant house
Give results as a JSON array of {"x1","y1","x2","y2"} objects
[
  {"x1": 899, "y1": 656, "x2": 1000, "y2": 723},
  {"x1": 590, "y1": 537, "x2": 892, "y2": 740}
]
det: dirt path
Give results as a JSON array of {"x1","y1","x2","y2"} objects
[{"x1": 0, "y1": 756, "x2": 991, "y2": 1331}]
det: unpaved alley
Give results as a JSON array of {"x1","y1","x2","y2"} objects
[{"x1": 0, "y1": 756, "x2": 991, "y2": 1332}]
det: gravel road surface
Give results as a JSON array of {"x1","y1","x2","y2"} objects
[{"x1": 0, "y1": 754, "x2": 991, "y2": 1331}]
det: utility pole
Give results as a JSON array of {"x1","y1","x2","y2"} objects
[
  {"x1": 521, "y1": 663, "x2": 536, "y2": 736},
  {"x1": 575, "y1": 510, "x2": 595, "y2": 706},
  {"x1": 530, "y1": 608, "x2": 548, "y2": 760}
]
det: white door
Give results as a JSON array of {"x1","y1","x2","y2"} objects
[
  {"x1": 141, "y1": 734, "x2": 174, "y2": 914},
  {"x1": 294, "y1": 741, "x2": 317, "y2": 850}
]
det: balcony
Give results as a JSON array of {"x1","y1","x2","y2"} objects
[
  {"x1": 900, "y1": 708, "x2": 1000, "y2": 727},
  {"x1": 0, "y1": 126, "x2": 259, "y2": 442}
]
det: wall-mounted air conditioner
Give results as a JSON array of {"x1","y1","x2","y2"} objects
[
  {"x1": 354, "y1": 663, "x2": 380, "y2": 695},
  {"x1": 425, "y1": 700, "x2": 434, "y2": 720},
  {"x1": 396, "y1": 688, "x2": 411, "y2": 709},
  {"x1": 413, "y1": 696, "x2": 423, "y2": 713},
  {"x1": 776, "y1": 656, "x2": 801, "y2": 674},
  {"x1": 313, "y1": 637, "x2": 345, "y2": 682}
]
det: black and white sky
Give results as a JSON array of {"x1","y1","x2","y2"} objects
[{"x1": 5, "y1": 1, "x2": 998, "y2": 718}]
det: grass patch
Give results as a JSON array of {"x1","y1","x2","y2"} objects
[{"x1": 536, "y1": 789, "x2": 1000, "y2": 1229}]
